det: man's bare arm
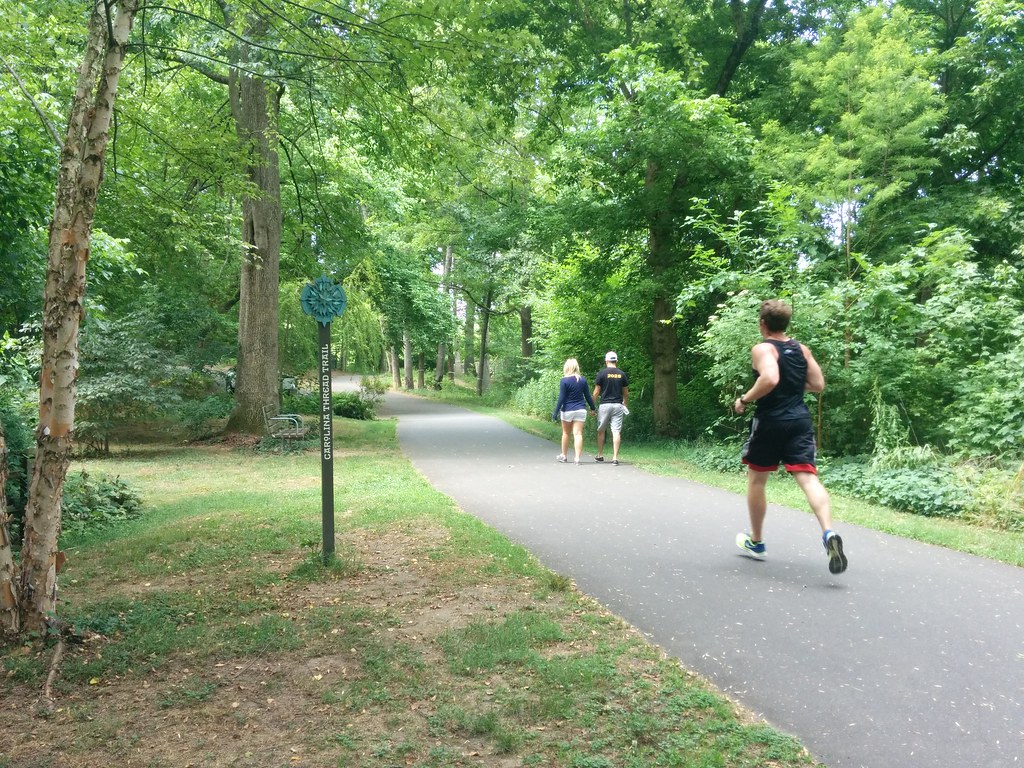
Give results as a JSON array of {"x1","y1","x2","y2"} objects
[
  {"x1": 802, "y1": 344, "x2": 825, "y2": 393},
  {"x1": 734, "y1": 343, "x2": 779, "y2": 413}
]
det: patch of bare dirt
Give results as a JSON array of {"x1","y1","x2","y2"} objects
[
  {"x1": 190, "y1": 433, "x2": 263, "y2": 450},
  {"x1": 0, "y1": 526, "x2": 573, "y2": 767}
]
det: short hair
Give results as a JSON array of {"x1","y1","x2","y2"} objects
[
  {"x1": 759, "y1": 300, "x2": 793, "y2": 332},
  {"x1": 563, "y1": 358, "x2": 581, "y2": 378}
]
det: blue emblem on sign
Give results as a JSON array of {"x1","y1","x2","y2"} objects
[{"x1": 300, "y1": 276, "x2": 347, "y2": 325}]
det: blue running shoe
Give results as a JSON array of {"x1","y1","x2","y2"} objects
[
  {"x1": 736, "y1": 533, "x2": 766, "y2": 559},
  {"x1": 823, "y1": 531, "x2": 848, "y2": 574}
]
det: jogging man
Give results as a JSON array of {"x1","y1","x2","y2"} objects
[
  {"x1": 733, "y1": 300, "x2": 848, "y2": 574},
  {"x1": 592, "y1": 351, "x2": 629, "y2": 465}
]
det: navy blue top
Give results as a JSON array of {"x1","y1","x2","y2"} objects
[
  {"x1": 754, "y1": 338, "x2": 810, "y2": 420},
  {"x1": 553, "y1": 375, "x2": 596, "y2": 419}
]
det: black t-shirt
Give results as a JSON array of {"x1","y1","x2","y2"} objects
[{"x1": 595, "y1": 366, "x2": 628, "y2": 403}]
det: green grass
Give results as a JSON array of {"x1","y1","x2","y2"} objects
[{"x1": 2, "y1": 415, "x2": 820, "y2": 767}]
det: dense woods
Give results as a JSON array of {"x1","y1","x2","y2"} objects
[{"x1": 1, "y1": 1, "x2": 1022, "y2": 631}]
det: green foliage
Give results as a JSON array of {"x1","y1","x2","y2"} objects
[
  {"x1": 358, "y1": 376, "x2": 390, "y2": 406},
  {"x1": 533, "y1": 237, "x2": 647, "y2": 373},
  {"x1": 509, "y1": 370, "x2": 562, "y2": 419},
  {"x1": 697, "y1": 288, "x2": 773, "y2": 413},
  {"x1": 333, "y1": 392, "x2": 376, "y2": 421},
  {"x1": 824, "y1": 460, "x2": 969, "y2": 518},
  {"x1": 699, "y1": 227, "x2": 1024, "y2": 460},
  {"x1": 677, "y1": 375, "x2": 722, "y2": 440},
  {"x1": 956, "y1": 463, "x2": 1024, "y2": 531},
  {"x1": 178, "y1": 393, "x2": 234, "y2": 438},
  {"x1": 0, "y1": 327, "x2": 40, "y2": 393},
  {"x1": 782, "y1": 5, "x2": 946, "y2": 255},
  {"x1": 676, "y1": 440, "x2": 747, "y2": 475},
  {"x1": 1, "y1": 0, "x2": 1020, "y2": 480},
  {"x1": 61, "y1": 470, "x2": 144, "y2": 537},
  {"x1": 76, "y1": 313, "x2": 184, "y2": 453},
  {"x1": 945, "y1": 316, "x2": 1024, "y2": 458},
  {"x1": 282, "y1": 391, "x2": 321, "y2": 414},
  {"x1": 0, "y1": 387, "x2": 34, "y2": 541},
  {"x1": 335, "y1": 279, "x2": 387, "y2": 374},
  {"x1": 279, "y1": 281, "x2": 320, "y2": 376},
  {"x1": 83, "y1": 231, "x2": 147, "y2": 318}
]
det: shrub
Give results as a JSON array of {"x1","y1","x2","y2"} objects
[
  {"x1": 955, "y1": 462, "x2": 1024, "y2": 531},
  {"x1": 677, "y1": 375, "x2": 722, "y2": 440},
  {"x1": 61, "y1": 470, "x2": 144, "y2": 537},
  {"x1": 283, "y1": 391, "x2": 321, "y2": 414},
  {"x1": 76, "y1": 314, "x2": 183, "y2": 453},
  {"x1": 0, "y1": 389, "x2": 34, "y2": 543},
  {"x1": 333, "y1": 392, "x2": 375, "y2": 420},
  {"x1": 359, "y1": 375, "x2": 390, "y2": 406},
  {"x1": 824, "y1": 459, "x2": 968, "y2": 518},
  {"x1": 945, "y1": 332, "x2": 1024, "y2": 459},
  {"x1": 179, "y1": 393, "x2": 234, "y2": 438},
  {"x1": 678, "y1": 439, "x2": 746, "y2": 474},
  {"x1": 510, "y1": 371, "x2": 562, "y2": 418},
  {"x1": 1, "y1": 330, "x2": 40, "y2": 525}
]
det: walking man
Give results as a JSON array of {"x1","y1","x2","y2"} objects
[
  {"x1": 593, "y1": 351, "x2": 629, "y2": 465},
  {"x1": 733, "y1": 300, "x2": 848, "y2": 574}
]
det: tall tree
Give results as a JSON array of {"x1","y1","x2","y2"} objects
[
  {"x1": 1, "y1": 0, "x2": 140, "y2": 637},
  {"x1": 221, "y1": 7, "x2": 283, "y2": 432}
]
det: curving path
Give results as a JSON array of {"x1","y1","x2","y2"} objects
[{"x1": 379, "y1": 389, "x2": 1023, "y2": 768}]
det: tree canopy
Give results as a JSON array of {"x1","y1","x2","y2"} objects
[{"x1": 0, "y1": 0, "x2": 1021, "y2": 457}]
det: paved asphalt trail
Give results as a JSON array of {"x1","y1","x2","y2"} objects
[{"x1": 380, "y1": 390, "x2": 1023, "y2": 768}]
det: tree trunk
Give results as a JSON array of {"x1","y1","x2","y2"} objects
[
  {"x1": 224, "y1": 17, "x2": 283, "y2": 434},
  {"x1": 417, "y1": 352, "x2": 425, "y2": 390},
  {"x1": 13, "y1": 0, "x2": 140, "y2": 636},
  {"x1": 647, "y1": 161, "x2": 681, "y2": 437},
  {"x1": 435, "y1": 342, "x2": 446, "y2": 387},
  {"x1": 446, "y1": 247, "x2": 456, "y2": 381},
  {"x1": 436, "y1": 245, "x2": 452, "y2": 386},
  {"x1": 388, "y1": 347, "x2": 401, "y2": 389},
  {"x1": 463, "y1": 300, "x2": 476, "y2": 376},
  {"x1": 476, "y1": 288, "x2": 493, "y2": 396},
  {"x1": 0, "y1": 421, "x2": 16, "y2": 636},
  {"x1": 403, "y1": 330, "x2": 413, "y2": 390},
  {"x1": 651, "y1": 293, "x2": 680, "y2": 435},
  {"x1": 713, "y1": 0, "x2": 770, "y2": 97},
  {"x1": 520, "y1": 305, "x2": 533, "y2": 358}
]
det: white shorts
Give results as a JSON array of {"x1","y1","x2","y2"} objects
[
  {"x1": 560, "y1": 409, "x2": 588, "y2": 423},
  {"x1": 597, "y1": 403, "x2": 626, "y2": 433}
]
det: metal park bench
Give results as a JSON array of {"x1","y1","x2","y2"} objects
[{"x1": 261, "y1": 404, "x2": 310, "y2": 450}]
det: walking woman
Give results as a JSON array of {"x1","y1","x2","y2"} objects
[{"x1": 553, "y1": 358, "x2": 597, "y2": 465}]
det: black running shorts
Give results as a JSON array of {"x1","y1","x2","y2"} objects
[{"x1": 741, "y1": 416, "x2": 818, "y2": 473}]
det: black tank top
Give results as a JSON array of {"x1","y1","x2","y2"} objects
[{"x1": 754, "y1": 339, "x2": 809, "y2": 420}]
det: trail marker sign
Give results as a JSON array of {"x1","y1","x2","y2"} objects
[{"x1": 300, "y1": 276, "x2": 347, "y2": 561}]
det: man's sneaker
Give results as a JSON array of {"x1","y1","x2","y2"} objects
[
  {"x1": 595, "y1": 456, "x2": 605, "y2": 462},
  {"x1": 612, "y1": 459, "x2": 619, "y2": 466},
  {"x1": 823, "y1": 531, "x2": 848, "y2": 574},
  {"x1": 557, "y1": 454, "x2": 567, "y2": 463},
  {"x1": 736, "y1": 533, "x2": 766, "y2": 559}
]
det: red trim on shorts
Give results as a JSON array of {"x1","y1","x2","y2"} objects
[
  {"x1": 784, "y1": 463, "x2": 817, "y2": 474},
  {"x1": 742, "y1": 459, "x2": 779, "y2": 473}
]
